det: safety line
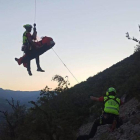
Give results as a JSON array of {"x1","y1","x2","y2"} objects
[
  {"x1": 51, "y1": 48, "x2": 79, "y2": 84},
  {"x1": 33, "y1": 1, "x2": 79, "y2": 84},
  {"x1": 34, "y1": 0, "x2": 36, "y2": 23}
]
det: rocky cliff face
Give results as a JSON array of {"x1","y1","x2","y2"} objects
[{"x1": 77, "y1": 98, "x2": 140, "y2": 140}]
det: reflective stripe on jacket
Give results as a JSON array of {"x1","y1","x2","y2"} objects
[{"x1": 104, "y1": 96, "x2": 120, "y2": 115}]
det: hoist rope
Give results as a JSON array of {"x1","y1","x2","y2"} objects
[
  {"x1": 33, "y1": 0, "x2": 79, "y2": 84},
  {"x1": 51, "y1": 48, "x2": 79, "y2": 84},
  {"x1": 34, "y1": 0, "x2": 36, "y2": 23}
]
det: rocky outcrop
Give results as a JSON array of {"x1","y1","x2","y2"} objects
[{"x1": 77, "y1": 98, "x2": 140, "y2": 140}]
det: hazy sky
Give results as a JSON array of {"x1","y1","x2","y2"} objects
[{"x1": 0, "y1": 0, "x2": 139, "y2": 91}]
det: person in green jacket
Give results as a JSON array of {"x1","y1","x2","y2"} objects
[
  {"x1": 15, "y1": 24, "x2": 45, "y2": 76},
  {"x1": 77, "y1": 87, "x2": 123, "y2": 140}
]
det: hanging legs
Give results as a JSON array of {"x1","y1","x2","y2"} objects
[
  {"x1": 36, "y1": 56, "x2": 45, "y2": 72},
  {"x1": 27, "y1": 60, "x2": 32, "y2": 76},
  {"x1": 27, "y1": 56, "x2": 45, "y2": 76}
]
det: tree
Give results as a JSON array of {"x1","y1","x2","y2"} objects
[{"x1": 0, "y1": 98, "x2": 26, "y2": 140}]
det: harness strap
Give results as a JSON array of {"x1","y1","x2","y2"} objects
[{"x1": 104, "y1": 97, "x2": 120, "y2": 106}]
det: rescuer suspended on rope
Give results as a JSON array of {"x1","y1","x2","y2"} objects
[{"x1": 15, "y1": 24, "x2": 55, "y2": 76}]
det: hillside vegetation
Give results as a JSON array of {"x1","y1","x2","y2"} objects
[{"x1": 0, "y1": 51, "x2": 140, "y2": 140}]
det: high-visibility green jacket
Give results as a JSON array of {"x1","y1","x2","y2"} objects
[
  {"x1": 104, "y1": 95, "x2": 120, "y2": 115},
  {"x1": 23, "y1": 31, "x2": 29, "y2": 45}
]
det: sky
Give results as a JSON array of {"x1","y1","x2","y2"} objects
[{"x1": 0, "y1": 0, "x2": 139, "y2": 91}]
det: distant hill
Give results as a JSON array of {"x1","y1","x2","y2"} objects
[{"x1": 0, "y1": 88, "x2": 40, "y2": 111}]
